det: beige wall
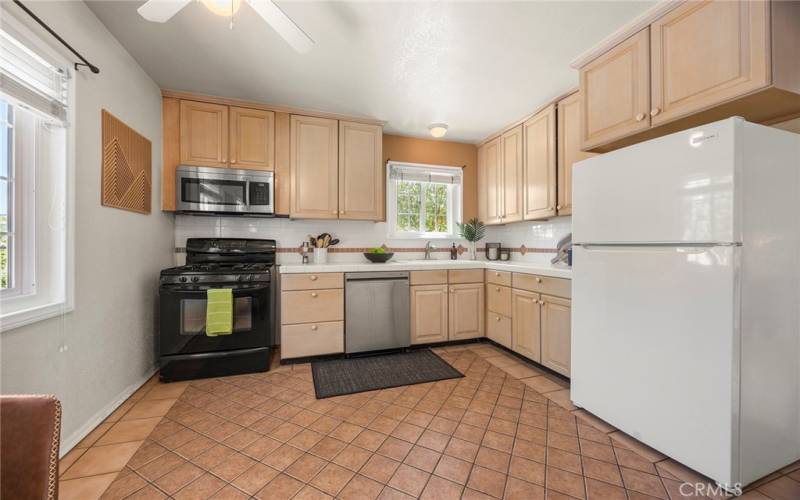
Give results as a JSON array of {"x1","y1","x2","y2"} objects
[
  {"x1": 0, "y1": 2, "x2": 174, "y2": 452},
  {"x1": 383, "y1": 134, "x2": 479, "y2": 221}
]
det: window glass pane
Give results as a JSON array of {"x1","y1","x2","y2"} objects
[
  {"x1": 0, "y1": 180, "x2": 7, "y2": 232},
  {"x1": 396, "y1": 180, "x2": 421, "y2": 233},
  {"x1": 0, "y1": 100, "x2": 9, "y2": 178},
  {"x1": 0, "y1": 233, "x2": 8, "y2": 289},
  {"x1": 424, "y1": 184, "x2": 449, "y2": 233}
]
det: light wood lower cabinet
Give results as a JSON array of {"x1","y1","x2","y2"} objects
[
  {"x1": 540, "y1": 294, "x2": 572, "y2": 377},
  {"x1": 281, "y1": 321, "x2": 344, "y2": 359},
  {"x1": 410, "y1": 284, "x2": 449, "y2": 344},
  {"x1": 280, "y1": 272, "x2": 345, "y2": 360},
  {"x1": 448, "y1": 283, "x2": 484, "y2": 341},
  {"x1": 487, "y1": 312, "x2": 512, "y2": 348},
  {"x1": 511, "y1": 289, "x2": 541, "y2": 362},
  {"x1": 486, "y1": 284, "x2": 512, "y2": 317}
]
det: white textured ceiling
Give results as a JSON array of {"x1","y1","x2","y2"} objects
[{"x1": 86, "y1": 0, "x2": 655, "y2": 143}]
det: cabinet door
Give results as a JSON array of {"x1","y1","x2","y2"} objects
[
  {"x1": 483, "y1": 137, "x2": 503, "y2": 225},
  {"x1": 410, "y1": 285, "x2": 448, "y2": 344},
  {"x1": 512, "y1": 289, "x2": 541, "y2": 362},
  {"x1": 523, "y1": 105, "x2": 556, "y2": 220},
  {"x1": 557, "y1": 91, "x2": 596, "y2": 216},
  {"x1": 501, "y1": 125, "x2": 524, "y2": 223},
  {"x1": 477, "y1": 144, "x2": 487, "y2": 223},
  {"x1": 650, "y1": 0, "x2": 769, "y2": 126},
  {"x1": 580, "y1": 28, "x2": 651, "y2": 150},
  {"x1": 448, "y1": 283, "x2": 484, "y2": 341},
  {"x1": 290, "y1": 115, "x2": 339, "y2": 219},
  {"x1": 540, "y1": 295, "x2": 571, "y2": 377},
  {"x1": 338, "y1": 121, "x2": 383, "y2": 221},
  {"x1": 487, "y1": 313, "x2": 512, "y2": 349},
  {"x1": 230, "y1": 107, "x2": 275, "y2": 170},
  {"x1": 180, "y1": 100, "x2": 228, "y2": 167}
]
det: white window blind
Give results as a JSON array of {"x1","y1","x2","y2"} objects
[
  {"x1": 388, "y1": 162, "x2": 463, "y2": 185},
  {"x1": 0, "y1": 22, "x2": 68, "y2": 122}
]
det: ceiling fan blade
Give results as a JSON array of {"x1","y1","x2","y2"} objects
[
  {"x1": 246, "y1": 0, "x2": 314, "y2": 53},
  {"x1": 137, "y1": 0, "x2": 192, "y2": 23}
]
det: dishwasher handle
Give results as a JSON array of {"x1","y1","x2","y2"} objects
[{"x1": 345, "y1": 271, "x2": 409, "y2": 281}]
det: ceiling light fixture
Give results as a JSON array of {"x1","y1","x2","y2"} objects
[
  {"x1": 201, "y1": 0, "x2": 242, "y2": 18},
  {"x1": 429, "y1": 123, "x2": 448, "y2": 138}
]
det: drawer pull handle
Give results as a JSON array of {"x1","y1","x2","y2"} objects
[
  {"x1": 650, "y1": 108, "x2": 661, "y2": 117},
  {"x1": 310, "y1": 275, "x2": 318, "y2": 281},
  {"x1": 536, "y1": 278, "x2": 542, "y2": 283},
  {"x1": 311, "y1": 292, "x2": 318, "y2": 298},
  {"x1": 310, "y1": 325, "x2": 318, "y2": 331}
]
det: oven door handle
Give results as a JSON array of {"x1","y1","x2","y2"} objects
[
  {"x1": 245, "y1": 179, "x2": 250, "y2": 208},
  {"x1": 160, "y1": 283, "x2": 271, "y2": 294}
]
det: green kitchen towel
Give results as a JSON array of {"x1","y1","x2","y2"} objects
[{"x1": 206, "y1": 288, "x2": 233, "y2": 336}]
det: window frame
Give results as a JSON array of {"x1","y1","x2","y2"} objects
[
  {"x1": 0, "y1": 102, "x2": 15, "y2": 297},
  {"x1": 0, "y1": 10, "x2": 75, "y2": 332},
  {"x1": 386, "y1": 161, "x2": 463, "y2": 240}
]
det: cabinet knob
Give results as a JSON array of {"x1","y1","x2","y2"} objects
[
  {"x1": 495, "y1": 272, "x2": 500, "y2": 277},
  {"x1": 650, "y1": 108, "x2": 661, "y2": 117},
  {"x1": 495, "y1": 316, "x2": 501, "y2": 322},
  {"x1": 340, "y1": 210, "x2": 345, "y2": 215},
  {"x1": 311, "y1": 292, "x2": 318, "y2": 298},
  {"x1": 231, "y1": 159, "x2": 237, "y2": 164},
  {"x1": 539, "y1": 300, "x2": 545, "y2": 305},
  {"x1": 495, "y1": 287, "x2": 500, "y2": 292},
  {"x1": 450, "y1": 288, "x2": 455, "y2": 293},
  {"x1": 332, "y1": 210, "x2": 338, "y2": 215},
  {"x1": 556, "y1": 205, "x2": 561, "y2": 210},
  {"x1": 635, "y1": 113, "x2": 646, "y2": 122},
  {"x1": 310, "y1": 325, "x2": 318, "y2": 331},
  {"x1": 536, "y1": 277, "x2": 542, "y2": 283},
  {"x1": 310, "y1": 275, "x2": 318, "y2": 281}
]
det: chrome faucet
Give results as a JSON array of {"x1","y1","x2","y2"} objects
[{"x1": 424, "y1": 241, "x2": 436, "y2": 260}]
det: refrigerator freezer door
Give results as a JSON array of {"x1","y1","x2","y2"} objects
[
  {"x1": 572, "y1": 118, "x2": 740, "y2": 245},
  {"x1": 571, "y1": 244, "x2": 740, "y2": 487}
]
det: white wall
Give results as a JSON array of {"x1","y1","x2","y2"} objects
[{"x1": 0, "y1": 1, "x2": 174, "y2": 452}]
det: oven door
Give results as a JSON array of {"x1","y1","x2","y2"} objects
[
  {"x1": 159, "y1": 283, "x2": 271, "y2": 356},
  {"x1": 176, "y1": 166, "x2": 273, "y2": 215}
]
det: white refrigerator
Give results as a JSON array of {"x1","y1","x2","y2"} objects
[{"x1": 571, "y1": 117, "x2": 800, "y2": 491}]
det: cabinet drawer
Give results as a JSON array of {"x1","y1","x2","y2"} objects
[
  {"x1": 487, "y1": 312, "x2": 511, "y2": 349},
  {"x1": 512, "y1": 273, "x2": 571, "y2": 298},
  {"x1": 281, "y1": 289, "x2": 343, "y2": 324},
  {"x1": 486, "y1": 270, "x2": 512, "y2": 287},
  {"x1": 448, "y1": 269, "x2": 484, "y2": 284},
  {"x1": 486, "y1": 284, "x2": 512, "y2": 317},
  {"x1": 281, "y1": 273, "x2": 343, "y2": 291},
  {"x1": 410, "y1": 270, "x2": 447, "y2": 285},
  {"x1": 281, "y1": 321, "x2": 343, "y2": 359}
]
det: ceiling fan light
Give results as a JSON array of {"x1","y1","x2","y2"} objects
[
  {"x1": 429, "y1": 124, "x2": 448, "y2": 138},
  {"x1": 202, "y1": 0, "x2": 242, "y2": 17}
]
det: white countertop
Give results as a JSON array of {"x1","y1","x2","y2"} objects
[{"x1": 279, "y1": 259, "x2": 572, "y2": 279}]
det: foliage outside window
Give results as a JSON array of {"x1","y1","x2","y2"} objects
[{"x1": 387, "y1": 162, "x2": 462, "y2": 239}]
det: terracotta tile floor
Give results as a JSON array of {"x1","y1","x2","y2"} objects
[{"x1": 58, "y1": 343, "x2": 800, "y2": 499}]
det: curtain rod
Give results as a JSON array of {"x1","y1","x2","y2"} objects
[{"x1": 12, "y1": 0, "x2": 100, "y2": 74}]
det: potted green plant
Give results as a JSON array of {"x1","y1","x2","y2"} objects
[{"x1": 457, "y1": 218, "x2": 486, "y2": 260}]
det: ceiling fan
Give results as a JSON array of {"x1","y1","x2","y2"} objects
[{"x1": 137, "y1": 0, "x2": 314, "y2": 53}]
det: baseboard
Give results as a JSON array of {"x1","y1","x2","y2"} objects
[{"x1": 59, "y1": 365, "x2": 158, "y2": 457}]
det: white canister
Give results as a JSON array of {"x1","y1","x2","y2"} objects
[{"x1": 314, "y1": 248, "x2": 328, "y2": 264}]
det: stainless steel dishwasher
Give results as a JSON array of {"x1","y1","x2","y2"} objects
[{"x1": 345, "y1": 271, "x2": 410, "y2": 354}]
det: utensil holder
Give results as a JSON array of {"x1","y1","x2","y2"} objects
[{"x1": 314, "y1": 248, "x2": 328, "y2": 264}]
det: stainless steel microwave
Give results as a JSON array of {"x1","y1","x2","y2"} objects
[{"x1": 176, "y1": 165, "x2": 274, "y2": 216}]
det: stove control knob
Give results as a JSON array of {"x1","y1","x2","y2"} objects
[
  {"x1": 237, "y1": 275, "x2": 245, "y2": 282},
  {"x1": 191, "y1": 276, "x2": 199, "y2": 283},
  {"x1": 248, "y1": 275, "x2": 254, "y2": 281},
  {"x1": 179, "y1": 277, "x2": 187, "y2": 283}
]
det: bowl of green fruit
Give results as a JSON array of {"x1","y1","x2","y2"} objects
[{"x1": 364, "y1": 247, "x2": 394, "y2": 263}]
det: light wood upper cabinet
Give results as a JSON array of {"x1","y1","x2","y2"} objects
[
  {"x1": 540, "y1": 294, "x2": 571, "y2": 377},
  {"x1": 230, "y1": 107, "x2": 275, "y2": 170},
  {"x1": 650, "y1": 0, "x2": 769, "y2": 126},
  {"x1": 410, "y1": 285, "x2": 449, "y2": 344},
  {"x1": 483, "y1": 138, "x2": 502, "y2": 225},
  {"x1": 449, "y1": 283, "x2": 484, "y2": 341},
  {"x1": 180, "y1": 100, "x2": 229, "y2": 167},
  {"x1": 581, "y1": 28, "x2": 651, "y2": 150},
  {"x1": 290, "y1": 115, "x2": 339, "y2": 219},
  {"x1": 557, "y1": 91, "x2": 596, "y2": 216},
  {"x1": 338, "y1": 121, "x2": 383, "y2": 221},
  {"x1": 512, "y1": 289, "x2": 541, "y2": 362},
  {"x1": 501, "y1": 126, "x2": 524, "y2": 223},
  {"x1": 477, "y1": 144, "x2": 487, "y2": 224},
  {"x1": 523, "y1": 104, "x2": 556, "y2": 220}
]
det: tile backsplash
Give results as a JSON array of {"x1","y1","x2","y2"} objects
[{"x1": 174, "y1": 215, "x2": 570, "y2": 265}]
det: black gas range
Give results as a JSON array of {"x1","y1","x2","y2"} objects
[{"x1": 159, "y1": 238, "x2": 276, "y2": 382}]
